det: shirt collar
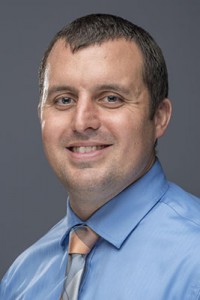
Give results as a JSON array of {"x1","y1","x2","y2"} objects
[{"x1": 61, "y1": 159, "x2": 169, "y2": 249}]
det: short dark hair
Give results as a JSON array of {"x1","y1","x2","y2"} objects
[{"x1": 39, "y1": 13, "x2": 168, "y2": 118}]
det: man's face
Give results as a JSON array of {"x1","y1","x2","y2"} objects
[{"x1": 40, "y1": 39, "x2": 166, "y2": 202}]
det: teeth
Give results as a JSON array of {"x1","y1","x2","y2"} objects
[{"x1": 72, "y1": 146, "x2": 104, "y2": 153}]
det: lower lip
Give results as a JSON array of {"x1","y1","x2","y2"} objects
[{"x1": 66, "y1": 146, "x2": 111, "y2": 160}]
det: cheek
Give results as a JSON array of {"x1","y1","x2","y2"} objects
[
  {"x1": 105, "y1": 112, "x2": 135, "y2": 133},
  {"x1": 111, "y1": 114, "x2": 140, "y2": 141},
  {"x1": 41, "y1": 114, "x2": 66, "y2": 143},
  {"x1": 119, "y1": 119, "x2": 154, "y2": 152}
]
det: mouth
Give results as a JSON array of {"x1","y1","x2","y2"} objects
[{"x1": 68, "y1": 145, "x2": 109, "y2": 153}]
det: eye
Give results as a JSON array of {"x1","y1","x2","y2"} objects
[
  {"x1": 56, "y1": 97, "x2": 74, "y2": 105},
  {"x1": 106, "y1": 95, "x2": 121, "y2": 102},
  {"x1": 54, "y1": 97, "x2": 75, "y2": 109},
  {"x1": 99, "y1": 94, "x2": 124, "y2": 108}
]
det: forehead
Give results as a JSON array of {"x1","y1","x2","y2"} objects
[
  {"x1": 45, "y1": 38, "x2": 145, "y2": 92},
  {"x1": 47, "y1": 38, "x2": 143, "y2": 70}
]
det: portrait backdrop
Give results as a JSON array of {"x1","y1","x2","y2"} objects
[{"x1": 0, "y1": 0, "x2": 200, "y2": 279}]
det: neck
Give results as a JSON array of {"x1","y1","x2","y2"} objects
[{"x1": 68, "y1": 189, "x2": 118, "y2": 221}]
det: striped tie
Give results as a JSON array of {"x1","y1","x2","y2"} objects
[{"x1": 61, "y1": 225, "x2": 99, "y2": 300}]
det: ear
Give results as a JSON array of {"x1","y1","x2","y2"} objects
[
  {"x1": 154, "y1": 98, "x2": 172, "y2": 139},
  {"x1": 38, "y1": 103, "x2": 42, "y2": 122}
]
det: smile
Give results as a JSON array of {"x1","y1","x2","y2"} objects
[{"x1": 69, "y1": 145, "x2": 108, "y2": 153}]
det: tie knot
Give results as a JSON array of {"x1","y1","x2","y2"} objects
[{"x1": 68, "y1": 226, "x2": 99, "y2": 255}]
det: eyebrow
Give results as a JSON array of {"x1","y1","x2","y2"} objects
[
  {"x1": 47, "y1": 83, "x2": 132, "y2": 99},
  {"x1": 94, "y1": 84, "x2": 131, "y2": 95},
  {"x1": 47, "y1": 85, "x2": 78, "y2": 98}
]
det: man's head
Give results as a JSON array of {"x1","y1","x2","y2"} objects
[
  {"x1": 39, "y1": 14, "x2": 171, "y2": 219},
  {"x1": 39, "y1": 14, "x2": 168, "y2": 119}
]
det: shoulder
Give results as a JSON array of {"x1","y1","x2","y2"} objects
[
  {"x1": 151, "y1": 183, "x2": 200, "y2": 298},
  {"x1": 161, "y1": 182, "x2": 200, "y2": 227},
  {"x1": 0, "y1": 217, "x2": 66, "y2": 297}
]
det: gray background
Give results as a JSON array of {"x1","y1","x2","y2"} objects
[{"x1": 0, "y1": 0, "x2": 200, "y2": 279}]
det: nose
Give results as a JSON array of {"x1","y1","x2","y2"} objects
[{"x1": 72, "y1": 98, "x2": 101, "y2": 133}]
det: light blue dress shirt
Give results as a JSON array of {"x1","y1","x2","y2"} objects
[{"x1": 1, "y1": 160, "x2": 200, "y2": 299}]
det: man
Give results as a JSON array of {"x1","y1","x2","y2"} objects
[{"x1": 1, "y1": 13, "x2": 200, "y2": 299}]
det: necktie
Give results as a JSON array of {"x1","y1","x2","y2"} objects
[{"x1": 61, "y1": 226, "x2": 99, "y2": 300}]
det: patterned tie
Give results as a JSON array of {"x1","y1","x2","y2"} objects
[{"x1": 61, "y1": 225, "x2": 99, "y2": 300}]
